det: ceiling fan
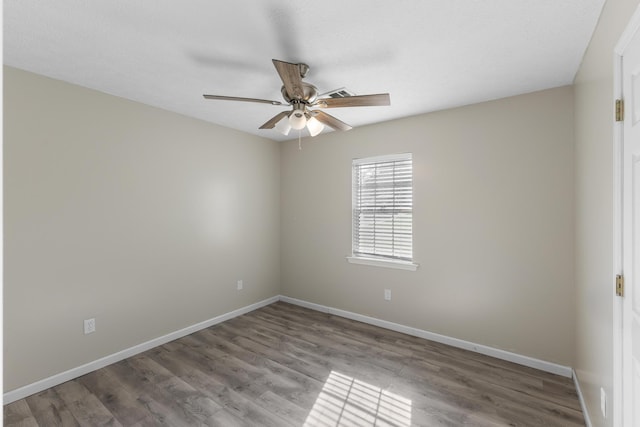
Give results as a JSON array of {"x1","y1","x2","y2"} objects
[{"x1": 203, "y1": 59, "x2": 390, "y2": 137}]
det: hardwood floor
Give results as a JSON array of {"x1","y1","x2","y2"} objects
[{"x1": 4, "y1": 302, "x2": 585, "y2": 426}]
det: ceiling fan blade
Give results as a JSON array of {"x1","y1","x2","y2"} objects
[
  {"x1": 272, "y1": 59, "x2": 304, "y2": 100},
  {"x1": 312, "y1": 110, "x2": 353, "y2": 131},
  {"x1": 203, "y1": 94, "x2": 283, "y2": 105},
  {"x1": 259, "y1": 111, "x2": 290, "y2": 129},
  {"x1": 316, "y1": 93, "x2": 390, "y2": 108}
]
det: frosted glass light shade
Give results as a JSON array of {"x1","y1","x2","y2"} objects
[
  {"x1": 306, "y1": 116, "x2": 324, "y2": 137},
  {"x1": 289, "y1": 111, "x2": 307, "y2": 130},
  {"x1": 274, "y1": 115, "x2": 291, "y2": 135}
]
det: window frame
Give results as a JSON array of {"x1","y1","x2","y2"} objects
[{"x1": 347, "y1": 153, "x2": 418, "y2": 271}]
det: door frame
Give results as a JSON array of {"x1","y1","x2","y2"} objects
[{"x1": 613, "y1": 6, "x2": 640, "y2": 426}]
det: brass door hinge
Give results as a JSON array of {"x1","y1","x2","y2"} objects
[
  {"x1": 616, "y1": 99, "x2": 624, "y2": 122},
  {"x1": 616, "y1": 274, "x2": 625, "y2": 297}
]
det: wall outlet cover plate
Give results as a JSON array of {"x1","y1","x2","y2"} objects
[{"x1": 84, "y1": 318, "x2": 96, "y2": 334}]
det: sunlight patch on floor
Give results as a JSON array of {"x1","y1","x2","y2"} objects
[{"x1": 303, "y1": 371, "x2": 412, "y2": 427}]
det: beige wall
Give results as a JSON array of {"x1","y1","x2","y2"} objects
[
  {"x1": 573, "y1": 0, "x2": 640, "y2": 425},
  {"x1": 281, "y1": 86, "x2": 575, "y2": 366},
  {"x1": 3, "y1": 67, "x2": 281, "y2": 391}
]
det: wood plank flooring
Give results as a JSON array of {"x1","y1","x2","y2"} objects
[{"x1": 4, "y1": 302, "x2": 585, "y2": 426}]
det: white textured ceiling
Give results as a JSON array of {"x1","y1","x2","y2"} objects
[{"x1": 4, "y1": 0, "x2": 605, "y2": 141}]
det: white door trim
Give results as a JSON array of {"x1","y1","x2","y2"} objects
[{"x1": 613, "y1": 6, "x2": 640, "y2": 426}]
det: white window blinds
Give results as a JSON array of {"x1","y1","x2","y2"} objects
[{"x1": 352, "y1": 153, "x2": 413, "y2": 262}]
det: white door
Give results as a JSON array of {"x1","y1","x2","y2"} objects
[{"x1": 621, "y1": 22, "x2": 640, "y2": 427}]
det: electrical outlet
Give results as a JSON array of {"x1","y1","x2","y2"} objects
[
  {"x1": 84, "y1": 318, "x2": 96, "y2": 335},
  {"x1": 384, "y1": 289, "x2": 391, "y2": 301},
  {"x1": 237, "y1": 280, "x2": 243, "y2": 290},
  {"x1": 600, "y1": 387, "x2": 606, "y2": 417}
]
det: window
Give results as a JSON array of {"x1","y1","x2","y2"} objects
[{"x1": 348, "y1": 153, "x2": 417, "y2": 271}]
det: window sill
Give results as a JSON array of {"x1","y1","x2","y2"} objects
[{"x1": 346, "y1": 256, "x2": 419, "y2": 271}]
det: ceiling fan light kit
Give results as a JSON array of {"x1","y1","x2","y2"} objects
[
  {"x1": 274, "y1": 115, "x2": 292, "y2": 136},
  {"x1": 306, "y1": 116, "x2": 325, "y2": 137},
  {"x1": 288, "y1": 105, "x2": 307, "y2": 130},
  {"x1": 203, "y1": 59, "x2": 390, "y2": 138}
]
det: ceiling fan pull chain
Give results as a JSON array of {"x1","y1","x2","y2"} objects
[{"x1": 299, "y1": 131, "x2": 302, "y2": 150}]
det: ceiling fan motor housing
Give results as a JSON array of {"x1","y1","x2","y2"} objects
[{"x1": 281, "y1": 82, "x2": 318, "y2": 104}]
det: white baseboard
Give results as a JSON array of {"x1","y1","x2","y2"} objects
[
  {"x1": 572, "y1": 369, "x2": 593, "y2": 427},
  {"x1": 3, "y1": 295, "x2": 280, "y2": 405},
  {"x1": 4, "y1": 293, "x2": 574, "y2": 405},
  {"x1": 279, "y1": 295, "x2": 573, "y2": 378}
]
